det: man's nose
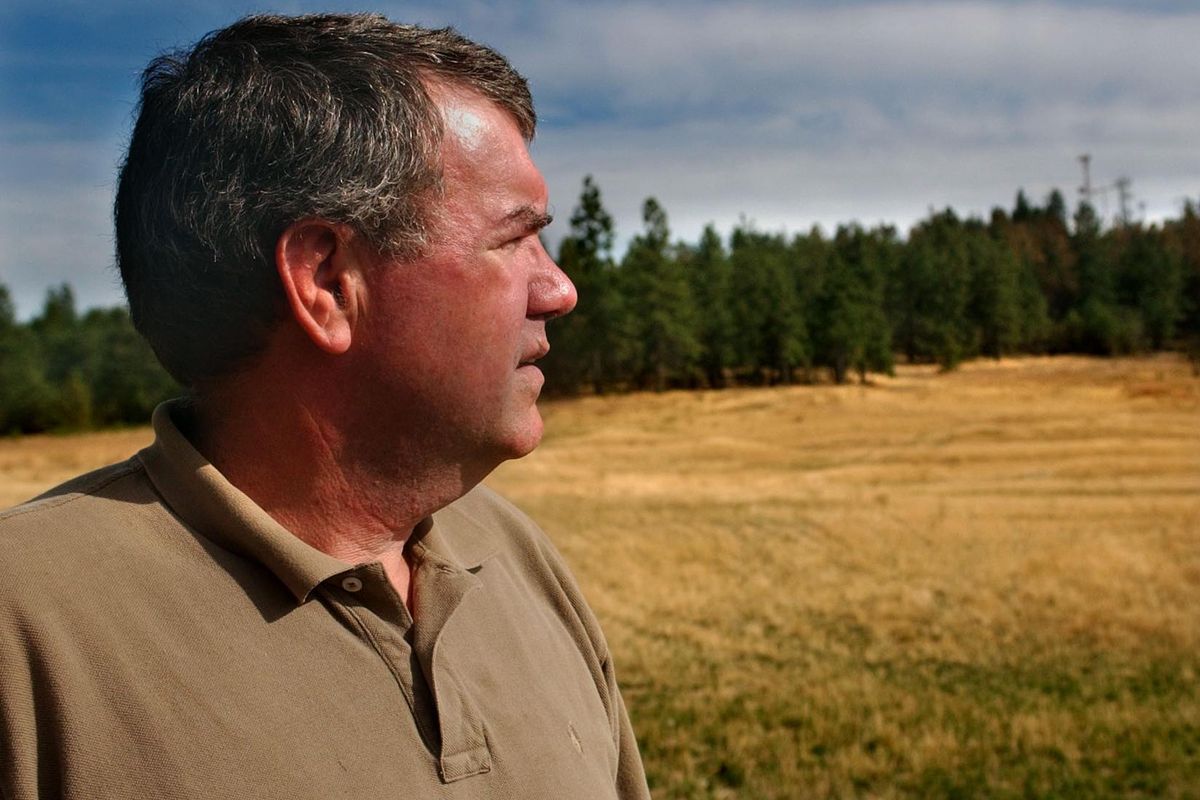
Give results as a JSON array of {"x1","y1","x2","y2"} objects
[{"x1": 528, "y1": 246, "x2": 578, "y2": 321}]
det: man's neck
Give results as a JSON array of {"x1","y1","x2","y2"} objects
[{"x1": 186, "y1": 387, "x2": 483, "y2": 600}]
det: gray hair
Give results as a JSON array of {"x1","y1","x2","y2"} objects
[{"x1": 114, "y1": 13, "x2": 535, "y2": 387}]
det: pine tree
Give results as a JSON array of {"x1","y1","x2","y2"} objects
[
  {"x1": 0, "y1": 284, "x2": 13, "y2": 331},
  {"x1": 1115, "y1": 225, "x2": 1182, "y2": 350},
  {"x1": 1015, "y1": 258, "x2": 1052, "y2": 353},
  {"x1": 1164, "y1": 200, "x2": 1200, "y2": 369},
  {"x1": 620, "y1": 198, "x2": 700, "y2": 390},
  {"x1": 729, "y1": 225, "x2": 809, "y2": 384},
  {"x1": 1026, "y1": 190, "x2": 1080, "y2": 325},
  {"x1": 686, "y1": 224, "x2": 736, "y2": 387},
  {"x1": 994, "y1": 211, "x2": 1052, "y2": 352},
  {"x1": 542, "y1": 175, "x2": 631, "y2": 394},
  {"x1": 31, "y1": 284, "x2": 85, "y2": 386},
  {"x1": 57, "y1": 370, "x2": 95, "y2": 431},
  {"x1": 894, "y1": 211, "x2": 972, "y2": 368},
  {"x1": 0, "y1": 283, "x2": 56, "y2": 433},
  {"x1": 1069, "y1": 202, "x2": 1140, "y2": 354},
  {"x1": 1013, "y1": 190, "x2": 1033, "y2": 223},
  {"x1": 967, "y1": 220, "x2": 1022, "y2": 358},
  {"x1": 82, "y1": 307, "x2": 178, "y2": 424},
  {"x1": 814, "y1": 225, "x2": 893, "y2": 383}
]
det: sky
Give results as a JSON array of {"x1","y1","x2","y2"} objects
[{"x1": 2, "y1": 0, "x2": 1198, "y2": 318}]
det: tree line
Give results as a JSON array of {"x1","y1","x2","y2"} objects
[
  {"x1": 0, "y1": 284, "x2": 178, "y2": 434},
  {"x1": 1, "y1": 180, "x2": 1197, "y2": 433},
  {"x1": 542, "y1": 178, "x2": 1200, "y2": 393}
]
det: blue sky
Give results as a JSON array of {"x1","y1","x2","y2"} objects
[{"x1": 2, "y1": 0, "x2": 1199, "y2": 317}]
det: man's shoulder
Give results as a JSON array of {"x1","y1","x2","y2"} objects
[
  {"x1": 441, "y1": 484, "x2": 611, "y2": 654},
  {"x1": 440, "y1": 483, "x2": 558, "y2": 563},
  {"x1": 0, "y1": 456, "x2": 166, "y2": 579},
  {"x1": 445, "y1": 483, "x2": 542, "y2": 534},
  {"x1": 1, "y1": 456, "x2": 149, "y2": 526}
]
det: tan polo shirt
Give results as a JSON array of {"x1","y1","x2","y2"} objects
[{"x1": 0, "y1": 403, "x2": 649, "y2": 800}]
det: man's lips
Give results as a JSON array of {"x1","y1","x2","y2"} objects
[{"x1": 518, "y1": 343, "x2": 550, "y2": 367}]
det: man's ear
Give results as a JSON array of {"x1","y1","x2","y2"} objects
[{"x1": 275, "y1": 220, "x2": 360, "y2": 355}]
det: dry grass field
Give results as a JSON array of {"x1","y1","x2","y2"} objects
[{"x1": 3, "y1": 355, "x2": 1198, "y2": 798}]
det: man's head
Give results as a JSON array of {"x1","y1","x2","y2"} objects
[
  {"x1": 114, "y1": 13, "x2": 536, "y2": 389},
  {"x1": 342, "y1": 80, "x2": 575, "y2": 472}
]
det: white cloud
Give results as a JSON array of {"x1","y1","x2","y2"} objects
[
  {"x1": 3, "y1": 0, "x2": 1199, "y2": 314},
  {"x1": 517, "y1": 1, "x2": 1200, "y2": 113},
  {"x1": 521, "y1": 1, "x2": 1200, "y2": 251}
]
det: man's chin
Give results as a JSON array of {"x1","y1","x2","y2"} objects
[{"x1": 500, "y1": 410, "x2": 545, "y2": 462}]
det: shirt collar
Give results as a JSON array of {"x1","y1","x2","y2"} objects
[
  {"x1": 413, "y1": 502, "x2": 500, "y2": 572},
  {"x1": 138, "y1": 401, "x2": 351, "y2": 604},
  {"x1": 137, "y1": 400, "x2": 501, "y2": 600}
]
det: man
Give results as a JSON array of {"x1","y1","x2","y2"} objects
[{"x1": 0, "y1": 14, "x2": 650, "y2": 799}]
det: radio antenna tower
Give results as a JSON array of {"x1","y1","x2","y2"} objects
[
  {"x1": 1077, "y1": 154, "x2": 1133, "y2": 226},
  {"x1": 1078, "y1": 154, "x2": 1093, "y2": 207},
  {"x1": 1114, "y1": 176, "x2": 1133, "y2": 226}
]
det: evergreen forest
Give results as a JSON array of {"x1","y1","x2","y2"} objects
[
  {"x1": 2, "y1": 178, "x2": 1198, "y2": 434},
  {"x1": 544, "y1": 178, "x2": 1200, "y2": 393}
]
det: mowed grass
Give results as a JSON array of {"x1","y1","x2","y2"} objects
[{"x1": 3, "y1": 356, "x2": 1198, "y2": 798}]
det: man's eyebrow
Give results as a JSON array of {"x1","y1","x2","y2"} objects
[{"x1": 502, "y1": 206, "x2": 554, "y2": 232}]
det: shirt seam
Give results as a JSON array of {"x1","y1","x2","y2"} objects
[
  {"x1": 0, "y1": 460, "x2": 142, "y2": 523},
  {"x1": 441, "y1": 740, "x2": 491, "y2": 761}
]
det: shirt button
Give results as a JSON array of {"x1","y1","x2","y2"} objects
[{"x1": 341, "y1": 576, "x2": 363, "y2": 592}]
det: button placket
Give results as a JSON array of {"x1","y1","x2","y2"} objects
[
  {"x1": 322, "y1": 566, "x2": 438, "y2": 760},
  {"x1": 409, "y1": 556, "x2": 493, "y2": 782}
]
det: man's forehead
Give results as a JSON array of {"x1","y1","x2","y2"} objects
[
  {"x1": 428, "y1": 80, "x2": 549, "y2": 231},
  {"x1": 443, "y1": 105, "x2": 488, "y2": 152},
  {"x1": 431, "y1": 78, "x2": 534, "y2": 152}
]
